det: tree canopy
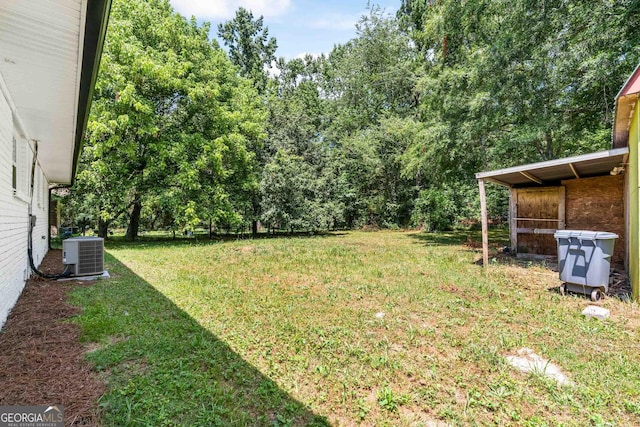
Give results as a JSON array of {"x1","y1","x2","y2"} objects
[
  {"x1": 76, "y1": 0, "x2": 265, "y2": 238},
  {"x1": 65, "y1": 0, "x2": 640, "y2": 236}
]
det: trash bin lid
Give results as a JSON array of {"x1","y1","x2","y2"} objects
[
  {"x1": 554, "y1": 230, "x2": 573, "y2": 239},
  {"x1": 554, "y1": 230, "x2": 618, "y2": 240},
  {"x1": 593, "y1": 231, "x2": 618, "y2": 239},
  {"x1": 576, "y1": 230, "x2": 599, "y2": 240}
]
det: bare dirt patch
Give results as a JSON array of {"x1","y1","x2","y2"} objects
[
  {"x1": 235, "y1": 245, "x2": 257, "y2": 254},
  {"x1": 0, "y1": 250, "x2": 104, "y2": 426}
]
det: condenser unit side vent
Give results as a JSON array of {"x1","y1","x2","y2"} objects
[{"x1": 62, "y1": 237, "x2": 104, "y2": 276}]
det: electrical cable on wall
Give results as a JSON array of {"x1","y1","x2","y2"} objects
[{"x1": 27, "y1": 141, "x2": 71, "y2": 279}]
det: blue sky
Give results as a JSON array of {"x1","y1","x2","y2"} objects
[{"x1": 169, "y1": 0, "x2": 399, "y2": 59}]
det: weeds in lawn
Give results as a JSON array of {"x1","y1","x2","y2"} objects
[
  {"x1": 377, "y1": 385, "x2": 409, "y2": 412},
  {"x1": 71, "y1": 230, "x2": 640, "y2": 426}
]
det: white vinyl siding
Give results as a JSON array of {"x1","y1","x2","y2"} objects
[
  {"x1": 37, "y1": 169, "x2": 45, "y2": 208},
  {"x1": 0, "y1": 87, "x2": 49, "y2": 329}
]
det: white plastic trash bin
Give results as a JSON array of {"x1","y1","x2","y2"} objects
[{"x1": 554, "y1": 230, "x2": 618, "y2": 301}]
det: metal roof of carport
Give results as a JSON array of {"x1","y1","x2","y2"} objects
[{"x1": 475, "y1": 147, "x2": 629, "y2": 187}]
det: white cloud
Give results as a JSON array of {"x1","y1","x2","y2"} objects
[
  {"x1": 170, "y1": 0, "x2": 291, "y2": 20},
  {"x1": 266, "y1": 60, "x2": 281, "y2": 78}
]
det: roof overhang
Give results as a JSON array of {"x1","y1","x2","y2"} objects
[
  {"x1": 0, "y1": 0, "x2": 111, "y2": 184},
  {"x1": 613, "y1": 63, "x2": 640, "y2": 149},
  {"x1": 476, "y1": 147, "x2": 629, "y2": 187}
]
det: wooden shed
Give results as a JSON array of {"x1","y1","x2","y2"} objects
[
  {"x1": 476, "y1": 64, "x2": 640, "y2": 302},
  {"x1": 476, "y1": 148, "x2": 628, "y2": 264}
]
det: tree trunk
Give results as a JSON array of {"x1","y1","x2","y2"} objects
[
  {"x1": 125, "y1": 199, "x2": 142, "y2": 240},
  {"x1": 209, "y1": 218, "x2": 213, "y2": 239},
  {"x1": 97, "y1": 218, "x2": 110, "y2": 240},
  {"x1": 545, "y1": 131, "x2": 554, "y2": 160},
  {"x1": 251, "y1": 193, "x2": 260, "y2": 238}
]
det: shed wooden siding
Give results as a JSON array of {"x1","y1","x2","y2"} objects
[
  {"x1": 561, "y1": 175, "x2": 625, "y2": 266},
  {"x1": 0, "y1": 88, "x2": 49, "y2": 328},
  {"x1": 515, "y1": 187, "x2": 562, "y2": 255}
]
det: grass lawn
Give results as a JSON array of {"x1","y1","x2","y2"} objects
[{"x1": 70, "y1": 230, "x2": 640, "y2": 426}]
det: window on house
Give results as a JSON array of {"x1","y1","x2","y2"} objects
[
  {"x1": 12, "y1": 135, "x2": 17, "y2": 193},
  {"x1": 12, "y1": 131, "x2": 29, "y2": 199}
]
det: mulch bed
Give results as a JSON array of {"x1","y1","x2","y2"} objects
[{"x1": 0, "y1": 249, "x2": 104, "y2": 426}]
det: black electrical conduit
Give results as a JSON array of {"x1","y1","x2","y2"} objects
[{"x1": 27, "y1": 141, "x2": 72, "y2": 279}]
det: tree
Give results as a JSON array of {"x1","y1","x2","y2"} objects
[
  {"x1": 400, "y1": 0, "x2": 640, "y2": 169},
  {"x1": 77, "y1": 0, "x2": 265, "y2": 239},
  {"x1": 317, "y1": 8, "x2": 420, "y2": 227},
  {"x1": 322, "y1": 6, "x2": 418, "y2": 136},
  {"x1": 217, "y1": 7, "x2": 279, "y2": 235},
  {"x1": 260, "y1": 149, "x2": 316, "y2": 233},
  {"x1": 331, "y1": 117, "x2": 421, "y2": 228},
  {"x1": 397, "y1": 0, "x2": 640, "y2": 224},
  {"x1": 71, "y1": 0, "x2": 640, "y2": 236},
  {"x1": 217, "y1": 7, "x2": 278, "y2": 92}
]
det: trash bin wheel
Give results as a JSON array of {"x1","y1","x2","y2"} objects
[
  {"x1": 559, "y1": 283, "x2": 566, "y2": 296},
  {"x1": 590, "y1": 288, "x2": 603, "y2": 302}
]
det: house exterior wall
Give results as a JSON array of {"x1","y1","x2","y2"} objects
[
  {"x1": 0, "y1": 87, "x2": 49, "y2": 328},
  {"x1": 561, "y1": 175, "x2": 625, "y2": 266},
  {"x1": 628, "y1": 103, "x2": 640, "y2": 301}
]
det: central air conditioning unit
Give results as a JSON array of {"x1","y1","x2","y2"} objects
[{"x1": 62, "y1": 236, "x2": 104, "y2": 276}]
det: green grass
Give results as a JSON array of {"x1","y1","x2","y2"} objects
[{"x1": 70, "y1": 230, "x2": 640, "y2": 426}]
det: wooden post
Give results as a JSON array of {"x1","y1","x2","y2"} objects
[
  {"x1": 479, "y1": 179, "x2": 489, "y2": 267},
  {"x1": 509, "y1": 187, "x2": 518, "y2": 254},
  {"x1": 558, "y1": 186, "x2": 566, "y2": 230}
]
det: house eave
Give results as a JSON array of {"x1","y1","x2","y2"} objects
[
  {"x1": 71, "y1": 0, "x2": 111, "y2": 184},
  {"x1": 0, "y1": 0, "x2": 111, "y2": 185},
  {"x1": 612, "y1": 63, "x2": 640, "y2": 150}
]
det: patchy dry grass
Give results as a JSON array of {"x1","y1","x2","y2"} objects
[{"x1": 71, "y1": 230, "x2": 640, "y2": 426}]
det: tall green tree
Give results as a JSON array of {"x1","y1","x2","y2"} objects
[
  {"x1": 318, "y1": 8, "x2": 420, "y2": 227},
  {"x1": 217, "y1": 7, "x2": 278, "y2": 92},
  {"x1": 323, "y1": 6, "x2": 418, "y2": 136},
  {"x1": 260, "y1": 149, "x2": 315, "y2": 233},
  {"x1": 397, "y1": 0, "x2": 640, "y2": 225},
  {"x1": 262, "y1": 55, "x2": 344, "y2": 230},
  {"x1": 71, "y1": 0, "x2": 640, "y2": 235},
  {"x1": 78, "y1": 0, "x2": 265, "y2": 239},
  {"x1": 400, "y1": 0, "x2": 640, "y2": 173},
  {"x1": 218, "y1": 7, "x2": 279, "y2": 235}
]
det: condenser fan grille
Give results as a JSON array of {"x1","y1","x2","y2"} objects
[{"x1": 77, "y1": 239, "x2": 103, "y2": 275}]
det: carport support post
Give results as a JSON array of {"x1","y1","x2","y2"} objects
[{"x1": 478, "y1": 179, "x2": 489, "y2": 267}]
